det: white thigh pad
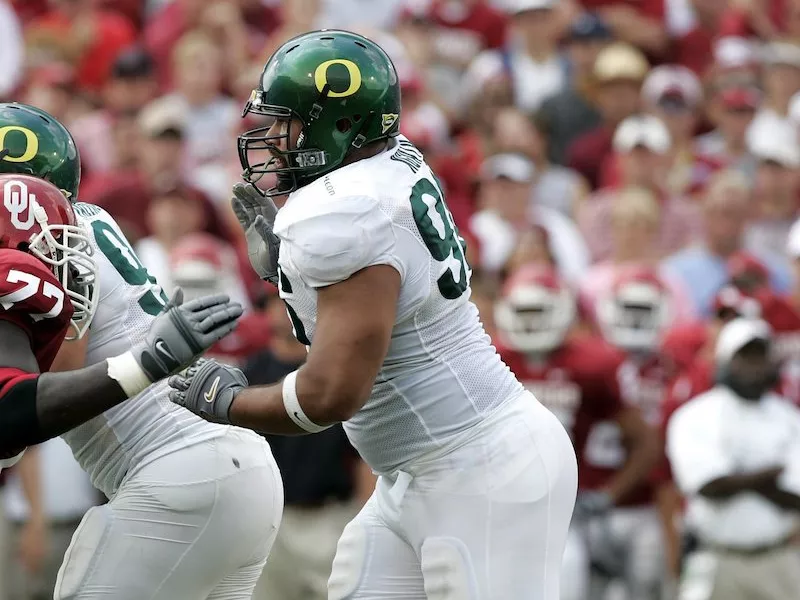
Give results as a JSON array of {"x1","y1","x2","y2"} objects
[
  {"x1": 54, "y1": 505, "x2": 110, "y2": 600},
  {"x1": 421, "y1": 537, "x2": 478, "y2": 600},
  {"x1": 328, "y1": 520, "x2": 369, "y2": 600}
]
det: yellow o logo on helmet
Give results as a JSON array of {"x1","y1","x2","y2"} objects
[
  {"x1": 314, "y1": 59, "x2": 362, "y2": 98},
  {"x1": 0, "y1": 126, "x2": 39, "y2": 163}
]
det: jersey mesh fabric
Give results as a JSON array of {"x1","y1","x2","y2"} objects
[
  {"x1": 278, "y1": 139, "x2": 524, "y2": 473},
  {"x1": 60, "y1": 205, "x2": 227, "y2": 498}
]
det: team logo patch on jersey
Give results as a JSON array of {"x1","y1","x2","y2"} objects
[
  {"x1": 381, "y1": 113, "x2": 399, "y2": 134},
  {"x1": 3, "y1": 179, "x2": 39, "y2": 230}
]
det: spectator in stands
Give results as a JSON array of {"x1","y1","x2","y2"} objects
[
  {"x1": 577, "y1": 114, "x2": 702, "y2": 262},
  {"x1": 146, "y1": 0, "x2": 280, "y2": 88},
  {"x1": 580, "y1": 186, "x2": 696, "y2": 324},
  {"x1": 19, "y1": 63, "x2": 76, "y2": 125},
  {"x1": 136, "y1": 186, "x2": 213, "y2": 289},
  {"x1": 748, "y1": 41, "x2": 800, "y2": 138},
  {"x1": 491, "y1": 106, "x2": 589, "y2": 218},
  {"x1": 245, "y1": 294, "x2": 374, "y2": 600},
  {"x1": 145, "y1": 31, "x2": 238, "y2": 173},
  {"x1": 24, "y1": 0, "x2": 136, "y2": 94},
  {"x1": 71, "y1": 47, "x2": 158, "y2": 180},
  {"x1": 640, "y1": 64, "x2": 723, "y2": 198},
  {"x1": 695, "y1": 83, "x2": 761, "y2": 181},
  {"x1": 537, "y1": 11, "x2": 610, "y2": 165},
  {"x1": 470, "y1": 152, "x2": 590, "y2": 282},
  {"x1": 581, "y1": 0, "x2": 668, "y2": 56},
  {"x1": 663, "y1": 170, "x2": 791, "y2": 318},
  {"x1": 745, "y1": 117, "x2": 800, "y2": 259},
  {"x1": 670, "y1": 0, "x2": 729, "y2": 76},
  {"x1": 668, "y1": 318, "x2": 800, "y2": 600},
  {"x1": 787, "y1": 218, "x2": 800, "y2": 311},
  {"x1": 567, "y1": 42, "x2": 648, "y2": 188},
  {"x1": 462, "y1": 0, "x2": 569, "y2": 117}
]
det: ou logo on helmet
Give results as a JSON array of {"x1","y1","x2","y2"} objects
[
  {"x1": 314, "y1": 59, "x2": 362, "y2": 98},
  {"x1": 0, "y1": 126, "x2": 39, "y2": 163},
  {"x1": 4, "y1": 179, "x2": 38, "y2": 230}
]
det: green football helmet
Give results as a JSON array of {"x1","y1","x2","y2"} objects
[
  {"x1": 0, "y1": 103, "x2": 81, "y2": 200},
  {"x1": 239, "y1": 29, "x2": 401, "y2": 196}
]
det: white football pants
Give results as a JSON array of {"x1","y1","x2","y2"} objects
[
  {"x1": 328, "y1": 393, "x2": 578, "y2": 600},
  {"x1": 53, "y1": 428, "x2": 283, "y2": 600}
]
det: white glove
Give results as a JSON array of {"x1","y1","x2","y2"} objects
[{"x1": 230, "y1": 182, "x2": 281, "y2": 284}]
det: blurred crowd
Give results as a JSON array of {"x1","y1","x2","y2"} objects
[{"x1": 3, "y1": 0, "x2": 800, "y2": 599}]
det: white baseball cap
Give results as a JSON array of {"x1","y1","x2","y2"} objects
[
  {"x1": 480, "y1": 153, "x2": 536, "y2": 183},
  {"x1": 747, "y1": 118, "x2": 800, "y2": 168},
  {"x1": 715, "y1": 318, "x2": 772, "y2": 366},
  {"x1": 613, "y1": 114, "x2": 671, "y2": 154},
  {"x1": 642, "y1": 65, "x2": 703, "y2": 108},
  {"x1": 507, "y1": 0, "x2": 556, "y2": 14}
]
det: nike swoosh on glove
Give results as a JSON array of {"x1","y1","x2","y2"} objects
[
  {"x1": 169, "y1": 357, "x2": 248, "y2": 424},
  {"x1": 231, "y1": 182, "x2": 281, "y2": 284},
  {"x1": 130, "y1": 288, "x2": 243, "y2": 384}
]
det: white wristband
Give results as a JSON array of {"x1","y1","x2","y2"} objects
[
  {"x1": 107, "y1": 351, "x2": 153, "y2": 398},
  {"x1": 282, "y1": 370, "x2": 332, "y2": 433}
]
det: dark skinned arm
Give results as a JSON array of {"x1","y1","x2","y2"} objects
[
  {"x1": 697, "y1": 466, "x2": 784, "y2": 500},
  {"x1": 228, "y1": 265, "x2": 401, "y2": 434},
  {"x1": 0, "y1": 320, "x2": 133, "y2": 453},
  {"x1": 604, "y1": 406, "x2": 661, "y2": 503}
]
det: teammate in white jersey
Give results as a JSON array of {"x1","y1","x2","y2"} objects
[
  {"x1": 170, "y1": 31, "x2": 577, "y2": 599},
  {"x1": 0, "y1": 103, "x2": 283, "y2": 600}
]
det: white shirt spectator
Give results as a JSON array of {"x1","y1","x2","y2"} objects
[
  {"x1": 668, "y1": 386, "x2": 800, "y2": 549},
  {"x1": 470, "y1": 205, "x2": 590, "y2": 283},
  {"x1": 463, "y1": 45, "x2": 565, "y2": 115},
  {"x1": 0, "y1": 1, "x2": 23, "y2": 99}
]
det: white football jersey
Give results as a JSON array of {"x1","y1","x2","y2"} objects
[
  {"x1": 274, "y1": 136, "x2": 524, "y2": 473},
  {"x1": 62, "y1": 204, "x2": 227, "y2": 498}
]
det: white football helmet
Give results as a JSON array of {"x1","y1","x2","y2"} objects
[
  {"x1": 495, "y1": 265, "x2": 576, "y2": 353},
  {"x1": 597, "y1": 268, "x2": 670, "y2": 353}
]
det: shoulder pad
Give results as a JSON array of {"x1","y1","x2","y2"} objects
[{"x1": 275, "y1": 195, "x2": 401, "y2": 288}]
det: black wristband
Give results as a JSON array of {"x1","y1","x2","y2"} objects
[{"x1": 0, "y1": 376, "x2": 40, "y2": 453}]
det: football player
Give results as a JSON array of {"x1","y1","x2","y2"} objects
[
  {"x1": 168, "y1": 31, "x2": 578, "y2": 599},
  {"x1": 0, "y1": 174, "x2": 239, "y2": 465},
  {"x1": 0, "y1": 103, "x2": 283, "y2": 600},
  {"x1": 592, "y1": 267, "x2": 676, "y2": 599},
  {"x1": 493, "y1": 265, "x2": 661, "y2": 600}
]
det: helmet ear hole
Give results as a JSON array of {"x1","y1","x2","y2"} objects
[
  {"x1": 353, "y1": 114, "x2": 362, "y2": 123},
  {"x1": 336, "y1": 118, "x2": 352, "y2": 133}
]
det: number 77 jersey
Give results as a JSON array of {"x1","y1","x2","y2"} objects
[{"x1": 273, "y1": 136, "x2": 524, "y2": 473}]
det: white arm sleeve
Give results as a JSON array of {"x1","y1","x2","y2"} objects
[{"x1": 277, "y1": 195, "x2": 405, "y2": 288}]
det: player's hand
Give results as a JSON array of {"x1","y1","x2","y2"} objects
[
  {"x1": 231, "y1": 182, "x2": 281, "y2": 284},
  {"x1": 573, "y1": 490, "x2": 613, "y2": 522},
  {"x1": 168, "y1": 358, "x2": 247, "y2": 424},
  {"x1": 130, "y1": 289, "x2": 243, "y2": 385}
]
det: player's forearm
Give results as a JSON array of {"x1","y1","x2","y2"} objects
[
  {"x1": 228, "y1": 367, "x2": 359, "y2": 435},
  {"x1": 228, "y1": 383, "x2": 317, "y2": 435},
  {"x1": 698, "y1": 468, "x2": 781, "y2": 499},
  {"x1": 757, "y1": 482, "x2": 800, "y2": 511},
  {"x1": 606, "y1": 433, "x2": 660, "y2": 503},
  {"x1": 33, "y1": 362, "x2": 131, "y2": 442}
]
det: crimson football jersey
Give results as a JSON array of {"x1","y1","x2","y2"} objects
[
  {"x1": 499, "y1": 335, "x2": 626, "y2": 490},
  {"x1": 0, "y1": 249, "x2": 73, "y2": 371}
]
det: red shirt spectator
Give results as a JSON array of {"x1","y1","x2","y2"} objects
[{"x1": 25, "y1": 1, "x2": 136, "y2": 92}]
